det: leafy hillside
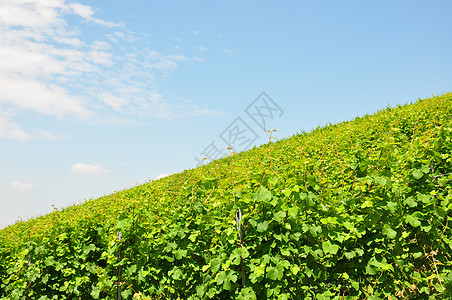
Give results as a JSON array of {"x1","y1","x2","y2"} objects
[{"x1": 1, "y1": 93, "x2": 452, "y2": 299}]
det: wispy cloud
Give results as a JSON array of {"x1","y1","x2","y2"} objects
[
  {"x1": 70, "y1": 163, "x2": 110, "y2": 174},
  {"x1": 196, "y1": 45, "x2": 208, "y2": 53},
  {"x1": 154, "y1": 173, "x2": 175, "y2": 180},
  {"x1": 11, "y1": 180, "x2": 36, "y2": 191},
  {"x1": 155, "y1": 173, "x2": 170, "y2": 180},
  {"x1": 37, "y1": 131, "x2": 67, "y2": 141},
  {"x1": 222, "y1": 48, "x2": 236, "y2": 56},
  {"x1": 0, "y1": 114, "x2": 31, "y2": 141},
  {"x1": 0, "y1": 0, "x2": 213, "y2": 141},
  {"x1": 68, "y1": 3, "x2": 121, "y2": 28}
]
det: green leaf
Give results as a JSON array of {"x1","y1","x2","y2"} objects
[
  {"x1": 253, "y1": 187, "x2": 272, "y2": 203},
  {"x1": 420, "y1": 164, "x2": 430, "y2": 173},
  {"x1": 83, "y1": 243, "x2": 97, "y2": 255},
  {"x1": 345, "y1": 251, "x2": 356, "y2": 260},
  {"x1": 121, "y1": 287, "x2": 132, "y2": 298},
  {"x1": 249, "y1": 265, "x2": 265, "y2": 283},
  {"x1": 268, "y1": 177, "x2": 279, "y2": 185},
  {"x1": 279, "y1": 260, "x2": 290, "y2": 269},
  {"x1": 237, "y1": 247, "x2": 249, "y2": 258},
  {"x1": 287, "y1": 206, "x2": 298, "y2": 218},
  {"x1": 171, "y1": 267, "x2": 183, "y2": 280},
  {"x1": 376, "y1": 176, "x2": 388, "y2": 186},
  {"x1": 117, "y1": 218, "x2": 132, "y2": 229},
  {"x1": 365, "y1": 262, "x2": 378, "y2": 275},
  {"x1": 196, "y1": 285, "x2": 206, "y2": 298},
  {"x1": 387, "y1": 201, "x2": 398, "y2": 214},
  {"x1": 138, "y1": 269, "x2": 150, "y2": 282},
  {"x1": 404, "y1": 197, "x2": 417, "y2": 208},
  {"x1": 57, "y1": 233, "x2": 68, "y2": 241},
  {"x1": 45, "y1": 256, "x2": 55, "y2": 267},
  {"x1": 380, "y1": 258, "x2": 394, "y2": 272},
  {"x1": 188, "y1": 232, "x2": 199, "y2": 242},
  {"x1": 174, "y1": 249, "x2": 187, "y2": 260},
  {"x1": 237, "y1": 287, "x2": 257, "y2": 300},
  {"x1": 290, "y1": 264, "x2": 300, "y2": 275},
  {"x1": 412, "y1": 211, "x2": 424, "y2": 219},
  {"x1": 248, "y1": 218, "x2": 257, "y2": 227},
  {"x1": 218, "y1": 271, "x2": 237, "y2": 290},
  {"x1": 281, "y1": 248, "x2": 290, "y2": 256},
  {"x1": 382, "y1": 224, "x2": 397, "y2": 239},
  {"x1": 421, "y1": 224, "x2": 432, "y2": 232},
  {"x1": 417, "y1": 193, "x2": 432, "y2": 204},
  {"x1": 278, "y1": 293, "x2": 289, "y2": 300},
  {"x1": 211, "y1": 258, "x2": 221, "y2": 273},
  {"x1": 216, "y1": 271, "x2": 227, "y2": 285},
  {"x1": 230, "y1": 247, "x2": 249, "y2": 265},
  {"x1": 311, "y1": 248, "x2": 324, "y2": 259},
  {"x1": 322, "y1": 240, "x2": 340, "y2": 255},
  {"x1": 165, "y1": 255, "x2": 175, "y2": 262},
  {"x1": 412, "y1": 169, "x2": 424, "y2": 180},
  {"x1": 299, "y1": 192, "x2": 307, "y2": 200},
  {"x1": 406, "y1": 214, "x2": 421, "y2": 227},
  {"x1": 307, "y1": 192, "x2": 317, "y2": 207},
  {"x1": 282, "y1": 189, "x2": 292, "y2": 197},
  {"x1": 343, "y1": 221, "x2": 355, "y2": 231},
  {"x1": 273, "y1": 211, "x2": 286, "y2": 223},
  {"x1": 91, "y1": 286, "x2": 101, "y2": 299},
  {"x1": 126, "y1": 264, "x2": 137, "y2": 276},
  {"x1": 202, "y1": 264, "x2": 210, "y2": 272},
  {"x1": 267, "y1": 264, "x2": 284, "y2": 280},
  {"x1": 309, "y1": 225, "x2": 322, "y2": 238},
  {"x1": 317, "y1": 291, "x2": 335, "y2": 300},
  {"x1": 257, "y1": 221, "x2": 268, "y2": 232},
  {"x1": 269, "y1": 197, "x2": 278, "y2": 207},
  {"x1": 42, "y1": 273, "x2": 49, "y2": 285}
]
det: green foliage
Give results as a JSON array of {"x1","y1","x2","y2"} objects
[{"x1": 2, "y1": 93, "x2": 452, "y2": 298}]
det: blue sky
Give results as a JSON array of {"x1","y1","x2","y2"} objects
[{"x1": 1, "y1": 0, "x2": 451, "y2": 228}]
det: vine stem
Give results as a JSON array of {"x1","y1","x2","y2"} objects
[
  {"x1": 261, "y1": 129, "x2": 277, "y2": 186},
  {"x1": 267, "y1": 129, "x2": 277, "y2": 171},
  {"x1": 202, "y1": 175, "x2": 225, "y2": 204},
  {"x1": 429, "y1": 249, "x2": 444, "y2": 291},
  {"x1": 228, "y1": 147, "x2": 236, "y2": 204}
]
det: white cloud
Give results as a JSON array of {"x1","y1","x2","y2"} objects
[
  {"x1": 53, "y1": 36, "x2": 84, "y2": 47},
  {"x1": 0, "y1": 74, "x2": 90, "y2": 118},
  {"x1": 146, "y1": 51, "x2": 205, "y2": 75},
  {"x1": 11, "y1": 180, "x2": 36, "y2": 191},
  {"x1": 99, "y1": 92, "x2": 127, "y2": 111},
  {"x1": 196, "y1": 45, "x2": 208, "y2": 53},
  {"x1": 68, "y1": 3, "x2": 94, "y2": 19},
  {"x1": 37, "y1": 131, "x2": 66, "y2": 141},
  {"x1": 155, "y1": 173, "x2": 170, "y2": 180},
  {"x1": 0, "y1": 114, "x2": 31, "y2": 141},
  {"x1": 87, "y1": 50, "x2": 113, "y2": 66},
  {"x1": 91, "y1": 40, "x2": 111, "y2": 51},
  {"x1": 69, "y1": 3, "x2": 120, "y2": 28},
  {"x1": 0, "y1": 0, "x2": 64, "y2": 28},
  {"x1": 0, "y1": 0, "x2": 212, "y2": 141},
  {"x1": 70, "y1": 162, "x2": 110, "y2": 174},
  {"x1": 222, "y1": 48, "x2": 236, "y2": 56}
]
